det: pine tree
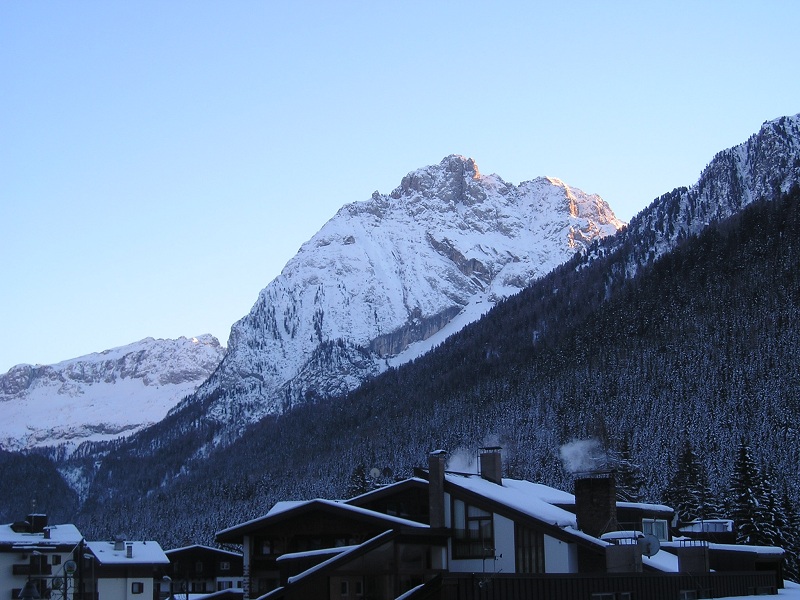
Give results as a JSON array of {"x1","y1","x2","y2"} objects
[
  {"x1": 728, "y1": 441, "x2": 775, "y2": 547},
  {"x1": 614, "y1": 437, "x2": 646, "y2": 503},
  {"x1": 345, "y1": 464, "x2": 370, "y2": 498},
  {"x1": 662, "y1": 438, "x2": 719, "y2": 526},
  {"x1": 779, "y1": 488, "x2": 800, "y2": 583}
]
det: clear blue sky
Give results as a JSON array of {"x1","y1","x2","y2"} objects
[{"x1": 2, "y1": 1, "x2": 799, "y2": 373}]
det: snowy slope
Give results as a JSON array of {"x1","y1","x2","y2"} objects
[
  {"x1": 184, "y1": 155, "x2": 624, "y2": 425},
  {"x1": 608, "y1": 114, "x2": 800, "y2": 270},
  {"x1": 0, "y1": 335, "x2": 225, "y2": 450}
]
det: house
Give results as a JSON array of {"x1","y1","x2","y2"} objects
[
  {"x1": 215, "y1": 499, "x2": 445, "y2": 599},
  {"x1": 84, "y1": 537, "x2": 169, "y2": 600},
  {"x1": 163, "y1": 545, "x2": 244, "y2": 596},
  {"x1": 0, "y1": 514, "x2": 84, "y2": 600},
  {"x1": 216, "y1": 447, "x2": 785, "y2": 600}
]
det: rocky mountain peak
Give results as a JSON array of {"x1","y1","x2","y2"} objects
[
  {"x1": 182, "y1": 156, "x2": 624, "y2": 427},
  {"x1": 390, "y1": 155, "x2": 484, "y2": 205}
]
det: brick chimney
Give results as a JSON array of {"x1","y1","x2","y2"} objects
[
  {"x1": 428, "y1": 450, "x2": 447, "y2": 529},
  {"x1": 479, "y1": 447, "x2": 502, "y2": 484},
  {"x1": 574, "y1": 472, "x2": 617, "y2": 538}
]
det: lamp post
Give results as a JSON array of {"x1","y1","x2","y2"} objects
[
  {"x1": 161, "y1": 576, "x2": 172, "y2": 600},
  {"x1": 18, "y1": 580, "x2": 40, "y2": 600},
  {"x1": 82, "y1": 554, "x2": 95, "y2": 600},
  {"x1": 19, "y1": 551, "x2": 42, "y2": 600}
]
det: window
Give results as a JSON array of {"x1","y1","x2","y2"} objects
[
  {"x1": 51, "y1": 555, "x2": 61, "y2": 566},
  {"x1": 642, "y1": 518, "x2": 669, "y2": 541},
  {"x1": 355, "y1": 580, "x2": 363, "y2": 596},
  {"x1": 131, "y1": 582, "x2": 144, "y2": 595},
  {"x1": 340, "y1": 581, "x2": 349, "y2": 596},
  {"x1": 515, "y1": 525, "x2": 545, "y2": 573},
  {"x1": 452, "y1": 498, "x2": 494, "y2": 558},
  {"x1": 195, "y1": 560, "x2": 204, "y2": 572},
  {"x1": 220, "y1": 560, "x2": 231, "y2": 571},
  {"x1": 257, "y1": 537, "x2": 285, "y2": 556}
]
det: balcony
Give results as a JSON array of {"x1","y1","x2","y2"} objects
[{"x1": 12, "y1": 564, "x2": 52, "y2": 576}]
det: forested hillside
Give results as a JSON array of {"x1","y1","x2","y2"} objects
[{"x1": 73, "y1": 186, "x2": 800, "y2": 557}]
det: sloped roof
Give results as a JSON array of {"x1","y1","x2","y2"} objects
[
  {"x1": 0, "y1": 522, "x2": 83, "y2": 549},
  {"x1": 216, "y1": 498, "x2": 427, "y2": 543},
  {"x1": 259, "y1": 531, "x2": 397, "y2": 600},
  {"x1": 165, "y1": 544, "x2": 242, "y2": 557},
  {"x1": 444, "y1": 474, "x2": 578, "y2": 526},
  {"x1": 86, "y1": 540, "x2": 169, "y2": 565}
]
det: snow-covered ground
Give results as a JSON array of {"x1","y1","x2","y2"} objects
[{"x1": 730, "y1": 581, "x2": 800, "y2": 599}]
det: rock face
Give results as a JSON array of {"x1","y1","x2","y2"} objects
[
  {"x1": 181, "y1": 155, "x2": 624, "y2": 427},
  {"x1": 610, "y1": 114, "x2": 800, "y2": 270},
  {"x1": 0, "y1": 335, "x2": 226, "y2": 450}
]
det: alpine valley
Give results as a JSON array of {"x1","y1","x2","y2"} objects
[{"x1": 2, "y1": 115, "x2": 800, "y2": 553}]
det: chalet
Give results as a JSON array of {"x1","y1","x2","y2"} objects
[
  {"x1": 163, "y1": 545, "x2": 244, "y2": 596},
  {"x1": 215, "y1": 499, "x2": 444, "y2": 599},
  {"x1": 216, "y1": 448, "x2": 785, "y2": 600},
  {"x1": 84, "y1": 538, "x2": 169, "y2": 600}
]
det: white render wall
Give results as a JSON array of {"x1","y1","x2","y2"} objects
[
  {"x1": 97, "y1": 576, "x2": 152, "y2": 600},
  {"x1": 544, "y1": 534, "x2": 578, "y2": 573}
]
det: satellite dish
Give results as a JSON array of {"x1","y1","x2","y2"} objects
[
  {"x1": 369, "y1": 468, "x2": 381, "y2": 479},
  {"x1": 638, "y1": 533, "x2": 661, "y2": 557}
]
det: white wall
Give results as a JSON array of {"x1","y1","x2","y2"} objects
[
  {"x1": 97, "y1": 576, "x2": 152, "y2": 600},
  {"x1": 544, "y1": 534, "x2": 577, "y2": 573}
]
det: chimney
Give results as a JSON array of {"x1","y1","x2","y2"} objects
[
  {"x1": 479, "y1": 447, "x2": 503, "y2": 484},
  {"x1": 126, "y1": 543, "x2": 133, "y2": 559},
  {"x1": 428, "y1": 450, "x2": 447, "y2": 529},
  {"x1": 574, "y1": 471, "x2": 617, "y2": 538},
  {"x1": 27, "y1": 514, "x2": 48, "y2": 534},
  {"x1": 114, "y1": 536, "x2": 125, "y2": 552}
]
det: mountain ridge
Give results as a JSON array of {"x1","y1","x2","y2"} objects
[
  {"x1": 0, "y1": 334, "x2": 226, "y2": 451},
  {"x1": 178, "y1": 154, "x2": 624, "y2": 429}
]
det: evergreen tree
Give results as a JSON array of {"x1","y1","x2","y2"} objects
[
  {"x1": 613, "y1": 437, "x2": 646, "y2": 503},
  {"x1": 728, "y1": 441, "x2": 776, "y2": 546},
  {"x1": 345, "y1": 464, "x2": 370, "y2": 498},
  {"x1": 662, "y1": 438, "x2": 719, "y2": 525},
  {"x1": 780, "y1": 488, "x2": 800, "y2": 583}
]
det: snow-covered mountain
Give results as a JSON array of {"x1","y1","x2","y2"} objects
[
  {"x1": 181, "y1": 155, "x2": 624, "y2": 427},
  {"x1": 0, "y1": 335, "x2": 225, "y2": 450},
  {"x1": 606, "y1": 114, "x2": 800, "y2": 271}
]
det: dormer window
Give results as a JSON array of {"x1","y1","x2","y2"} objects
[{"x1": 452, "y1": 498, "x2": 494, "y2": 559}]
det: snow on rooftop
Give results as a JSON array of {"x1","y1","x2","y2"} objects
[
  {"x1": 165, "y1": 544, "x2": 242, "y2": 557},
  {"x1": 643, "y1": 549, "x2": 680, "y2": 572},
  {"x1": 275, "y1": 546, "x2": 358, "y2": 563},
  {"x1": 86, "y1": 540, "x2": 169, "y2": 565},
  {"x1": 617, "y1": 501, "x2": 674, "y2": 513},
  {"x1": 286, "y1": 531, "x2": 394, "y2": 585},
  {"x1": 0, "y1": 523, "x2": 83, "y2": 546},
  {"x1": 444, "y1": 474, "x2": 577, "y2": 528},
  {"x1": 219, "y1": 498, "x2": 427, "y2": 539},
  {"x1": 679, "y1": 519, "x2": 734, "y2": 533}
]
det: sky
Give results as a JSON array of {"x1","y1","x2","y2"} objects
[{"x1": 2, "y1": 1, "x2": 799, "y2": 373}]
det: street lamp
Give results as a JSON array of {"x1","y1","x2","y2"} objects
[
  {"x1": 19, "y1": 551, "x2": 42, "y2": 600},
  {"x1": 18, "y1": 580, "x2": 40, "y2": 600},
  {"x1": 83, "y1": 554, "x2": 95, "y2": 600}
]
